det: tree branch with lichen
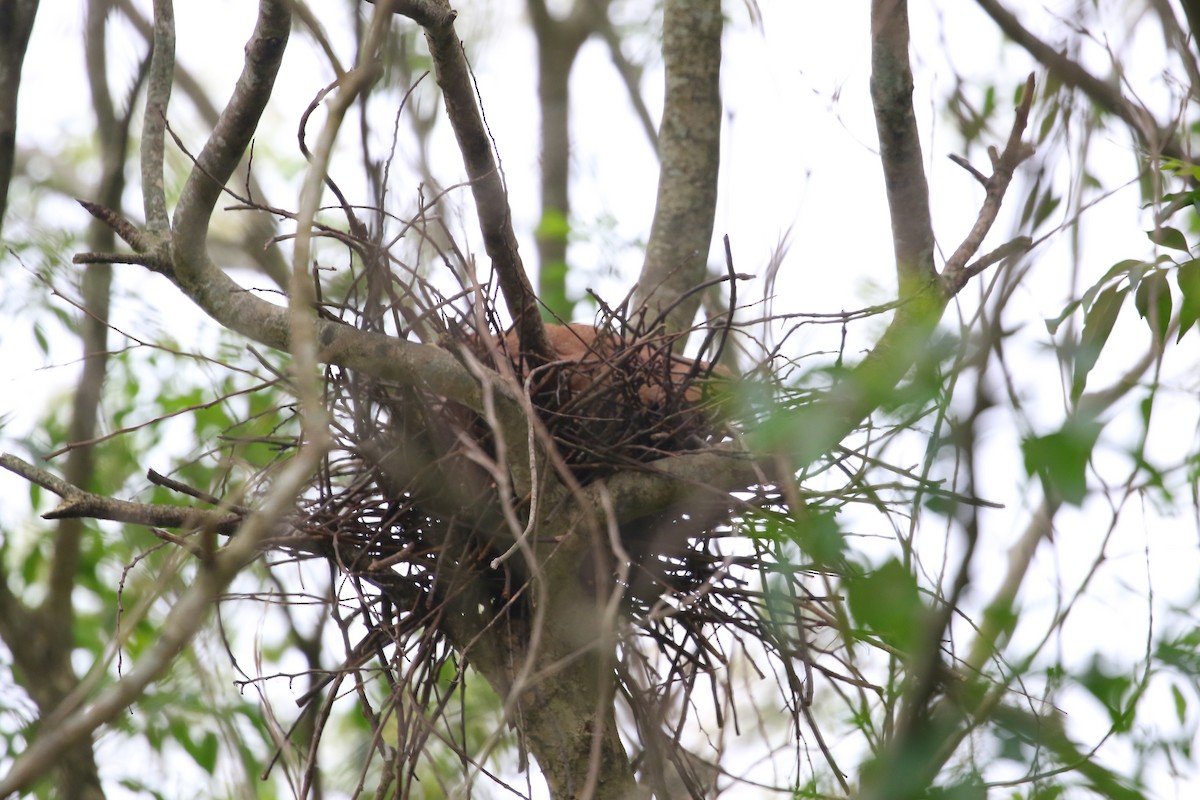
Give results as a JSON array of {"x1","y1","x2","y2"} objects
[{"x1": 635, "y1": 0, "x2": 722, "y2": 338}]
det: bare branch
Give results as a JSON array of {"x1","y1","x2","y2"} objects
[
  {"x1": 750, "y1": 0, "x2": 946, "y2": 468},
  {"x1": 363, "y1": 0, "x2": 455, "y2": 29},
  {"x1": 975, "y1": 0, "x2": 1178, "y2": 159},
  {"x1": 373, "y1": 0, "x2": 555, "y2": 365},
  {"x1": 173, "y1": 0, "x2": 291, "y2": 268},
  {"x1": 0, "y1": 441, "x2": 327, "y2": 799},
  {"x1": 635, "y1": 0, "x2": 722, "y2": 337},
  {"x1": 76, "y1": 198, "x2": 155, "y2": 252},
  {"x1": 114, "y1": 0, "x2": 291, "y2": 287},
  {"x1": 754, "y1": 3, "x2": 1035, "y2": 473},
  {"x1": 948, "y1": 153, "x2": 987, "y2": 186},
  {"x1": 597, "y1": 13, "x2": 658, "y2": 154},
  {"x1": 952, "y1": 235, "x2": 1033, "y2": 289},
  {"x1": 870, "y1": 0, "x2": 935, "y2": 289},
  {"x1": 141, "y1": 0, "x2": 174, "y2": 231},
  {"x1": 0, "y1": 454, "x2": 242, "y2": 534},
  {"x1": 940, "y1": 73, "x2": 1037, "y2": 294}
]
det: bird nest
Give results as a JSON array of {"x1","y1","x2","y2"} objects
[
  {"x1": 472, "y1": 319, "x2": 734, "y2": 479},
  {"x1": 291, "y1": 310, "x2": 746, "y2": 607},
  {"x1": 262, "y1": 298, "x2": 841, "y2": 795}
]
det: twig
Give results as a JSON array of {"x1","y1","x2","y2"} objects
[
  {"x1": 76, "y1": 199, "x2": 153, "y2": 252},
  {"x1": 974, "y1": 0, "x2": 1173, "y2": 159},
  {"x1": 148, "y1": 469, "x2": 252, "y2": 515},
  {"x1": 43, "y1": 379, "x2": 277, "y2": 460},
  {"x1": 0, "y1": 440, "x2": 327, "y2": 798},
  {"x1": 948, "y1": 153, "x2": 987, "y2": 186},
  {"x1": 940, "y1": 73, "x2": 1037, "y2": 294},
  {"x1": 954, "y1": 235, "x2": 1033, "y2": 286},
  {"x1": 0, "y1": 454, "x2": 243, "y2": 534},
  {"x1": 71, "y1": 250, "x2": 170, "y2": 272}
]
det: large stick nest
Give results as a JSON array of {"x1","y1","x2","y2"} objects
[{"x1": 241, "y1": 199, "x2": 851, "y2": 793}]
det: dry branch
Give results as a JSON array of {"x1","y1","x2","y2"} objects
[
  {"x1": 0, "y1": 454, "x2": 243, "y2": 534},
  {"x1": 141, "y1": 0, "x2": 174, "y2": 231},
  {"x1": 172, "y1": 0, "x2": 291, "y2": 268},
  {"x1": 0, "y1": 0, "x2": 40, "y2": 235}
]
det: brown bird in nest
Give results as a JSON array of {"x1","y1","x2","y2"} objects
[{"x1": 497, "y1": 322, "x2": 731, "y2": 408}]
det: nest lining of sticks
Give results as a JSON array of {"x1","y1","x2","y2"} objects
[
  {"x1": 281, "y1": 308, "x2": 782, "y2": 620},
  {"x1": 251, "y1": 304, "x2": 852, "y2": 796},
  {"x1": 473, "y1": 320, "x2": 733, "y2": 477},
  {"x1": 298, "y1": 314, "x2": 742, "y2": 593}
]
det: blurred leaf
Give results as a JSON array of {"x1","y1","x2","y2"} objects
[
  {"x1": 1161, "y1": 156, "x2": 1200, "y2": 182},
  {"x1": 1045, "y1": 260, "x2": 1144, "y2": 335},
  {"x1": 1177, "y1": 259, "x2": 1200, "y2": 341},
  {"x1": 1148, "y1": 226, "x2": 1189, "y2": 253},
  {"x1": 1044, "y1": 297, "x2": 1083, "y2": 335},
  {"x1": 846, "y1": 558, "x2": 923, "y2": 655},
  {"x1": 539, "y1": 258, "x2": 572, "y2": 321},
  {"x1": 1171, "y1": 683, "x2": 1187, "y2": 725},
  {"x1": 925, "y1": 774, "x2": 986, "y2": 800},
  {"x1": 788, "y1": 510, "x2": 847, "y2": 568},
  {"x1": 1156, "y1": 629, "x2": 1200, "y2": 675},
  {"x1": 535, "y1": 208, "x2": 570, "y2": 241},
  {"x1": 1133, "y1": 269, "x2": 1171, "y2": 345},
  {"x1": 1037, "y1": 100, "x2": 1059, "y2": 144},
  {"x1": 1032, "y1": 192, "x2": 1061, "y2": 231},
  {"x1": 1021, "y1": 417, "x2": 1106, "y2": 505},
  {"x1": 1081, "y1": 658, "x2": 1136, "y2": 733},
  {"x1": 32, "y1": 323, "x2": 49, "y2": 356},
  {"x1": 1071, "y1": 285, "x2": 1126, "y2": 402}
]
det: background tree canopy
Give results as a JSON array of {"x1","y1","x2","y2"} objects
[{"x1": 2, "y1": 1, "x2": 1200, "y2": 798}]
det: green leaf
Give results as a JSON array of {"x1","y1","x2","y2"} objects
[
  {"x1": 1080, "y1": 658, "x2": 1136, "y2": 733},
  {"x1": 535, "y1": 208, "x2": 570, "y2": 241},
  {"x1": 1172, "y1": 683, "x2": 1188, "y2": 725},
  {"x1": 1021, "y1": 417, "x2": 1106, "y2": 505},
  {"x1": 1032, "y1": 192, "x2": 1061, "y2": 231},
  {"x1": 1161, "y1": 156, "x2": 1200, "y2": 182},
  {"x1": 1071, "y1": 285, "x2": 1126, "y2": 402},
  {"x1": 1177, "y1": 259, "x2": 1200, "y2": 341},
  {"x1": 1148, "y1": 226, "x2": 1190, "y2": 253},
  {"x1": 32, "y1": 322, "x2": 49, "y2": 356},
  {"x1": 1044, "y1": 297, "x2": 1082, "y2": 335},
  {"x1": 788, "y1": 510, "x2": 846, "y2": 568},
  {"x1": 1133, "y1": 269, "x2": 1171, "y2": 345},
  {"x1": 1045, "y1": 260, "x2": 1146, "y2": 336},
  {"x1": 1155, "y1": 629, "x2": 1200, "y2": 675},
  {"x1": 845, "y1": 558, "x2": 923, "y2": 655}
]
